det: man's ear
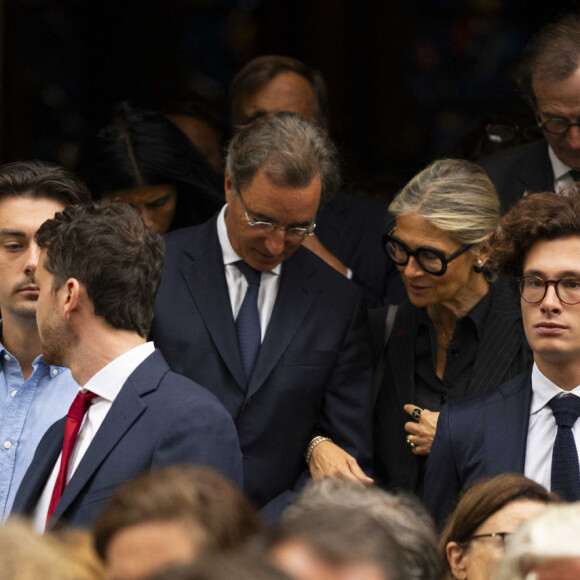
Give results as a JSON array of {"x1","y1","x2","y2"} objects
[
  {"x1": 446, "y1": 541, "x2": 469, "y2": 580},
  {"x1": 62, "y1": 278, "x2": 81, "y2": 319},
  {"x1": 224, "y1": 170, "x2": 233, "y2": 204}
]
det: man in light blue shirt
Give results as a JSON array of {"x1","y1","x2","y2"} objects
[{"x1": 0, "y1": 160, "x2": 89, "y2": 519}]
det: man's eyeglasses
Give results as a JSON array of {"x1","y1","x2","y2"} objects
[
  {"x1": 383, "y1": 232, "x2": 473, "y2": 276},
  {"x1": 237, "y1": 191, "x2": 316, "y2": 241},
  {"x1": 537, "y1": 116, "x2": 580, "y2": 135},
  {"x1": 519, "y1": 276, "x2": 580, "y2": 305}
]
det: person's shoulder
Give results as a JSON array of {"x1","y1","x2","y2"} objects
[
  {"x1": 478, "y1": 139, "x2": 548, "y2": 171},
  {"x1": 164, "y1": 216, "x2": 216, "y2": 249},
  {"x1": 291, "y1": 246, "x2": 364, "y2": 297},
  {"x1": 448, "y1": 370, "x2": 531, "y2": 415},
  {"x1": 322, "y1": 188, "x2": 387, "y2": 229}
]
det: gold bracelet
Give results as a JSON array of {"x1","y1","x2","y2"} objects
[{"x1": 305, "y1": 436, "x2": 332, "y2": 464}]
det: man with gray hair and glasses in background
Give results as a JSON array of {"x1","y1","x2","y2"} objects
[
  {"x1": 479, "y1": 12, "x2": 580, "y2": 214},
  {"x1": 152, "y1": 112, "x2": 373, "y2": 520}
]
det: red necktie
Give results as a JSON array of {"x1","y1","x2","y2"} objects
[{"x1": 46, "y1": 391, "x2": 97, "y2": 525}]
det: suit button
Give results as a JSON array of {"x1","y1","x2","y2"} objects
[{"x1": 439, "y1": 394, "x2": 447, "y2": 405}]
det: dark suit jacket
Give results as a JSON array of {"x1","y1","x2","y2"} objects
[
  {"x1": 478, "y1": 139, "x2": 554, "y2": 214},
  {"x1": 316, "y1": 189, "x2": 405, "y2": 306},
  {"x1": 12, "y1": 350, "x2": 243, "y2": 529},
  {"x1": 372, "y1": 280, "x2": 532, "y2": 497},
  {"x1": 151, "y1": 216, "x2": 374, "y2": 513},
  {"x1": 423, "y1": 370, "x2": 532, "y2": 527}
]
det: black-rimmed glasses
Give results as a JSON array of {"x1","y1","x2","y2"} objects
[
  {"x1": 537, "y1": 116, "x2": 580, "y2": 135},
  {"x1": 519, "y1": 276, "x2": 580, "y2": 305},
  {"x1": 383, "y1": 232, "x2": 473, "y2": 276},
  {"x1": 237, "y1": 191, "x2": 316, "y2": 241}
]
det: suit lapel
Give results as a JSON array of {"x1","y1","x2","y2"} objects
[
  {"x1": 518, "y1": 140, "x2": 554, "y2": 193},
  {"x1": 247, "y1": 248, "x2": 319, "y2": 398},
  {"x1": 181, "y1": 220, "x2": 246, "y2": 391},
  {"x1": 470, "y1": 281, "x2": 525, "y2": 396},
  {"x1": 484, "y1": 371, "x2": 532, "y2": 475},
  {"x1": 14, "y1": 421, "x2": 66, "y2": 516},
  {"x1": 386, "y1": 302, "x2": 422, "y2": 406},
  {"x1": 49, "y1": 353, "x2": 164, "y2": 524}
]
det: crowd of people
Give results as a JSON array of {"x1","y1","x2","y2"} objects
[{"x1": 2, "y1": 9, "x2": 580, "y2": 580}]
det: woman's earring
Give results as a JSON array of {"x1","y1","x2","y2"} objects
[{"x1": 474, "y1": 258, "x2": 484, "y2": 274}]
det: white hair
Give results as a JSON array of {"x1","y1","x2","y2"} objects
[{"x1": 494, "y1": 504, "x2": 580, "y2": 580}]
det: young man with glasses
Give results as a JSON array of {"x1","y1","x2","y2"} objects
[
  {"x1": 152, "y1": 113, "x2": 373, "y2": 520},
  {"x1": 424, "y1": 190, "x2": 580, "y2": 527},
  {"x1": 479, "y1": 13, "x2": 580, "y2": 214}
]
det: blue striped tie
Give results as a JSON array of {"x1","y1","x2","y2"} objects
[
  {"x1": 235, "y1": 261, "x2": 262, "y2": 384},
  {"x1": 548, "y1": 395, "x2": 580, "y2": 502}
]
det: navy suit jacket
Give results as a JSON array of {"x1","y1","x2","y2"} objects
[
  {"x1": 478, "y1": 139, "x2": 554, "y2": 214},
  {"x1": 316, "y1": 189, "x2": 405, "y2": 306},
  {"x1": 423, "y1": 370, "x2": 532, "y2": 527},
  {"x1": 12, "y1": 350, "x2": 243, "y2": 529},
  {"x1": 151, "y1": 216, "x2": 374, "y2": 514}
]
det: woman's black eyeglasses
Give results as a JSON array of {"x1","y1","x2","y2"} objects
[{"x1": 383, "y1": 232, "x2": 473, "y2": 276}]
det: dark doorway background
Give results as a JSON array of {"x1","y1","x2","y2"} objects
[{"x1": 1, "y1": 0, "x2": 577, "y2": 194}]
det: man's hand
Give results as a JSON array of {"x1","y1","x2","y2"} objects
[
  {"x1": 308, "y1": 440, "x2": 374, "y2": 484},
  {"x1": 403, "y1": 404, "x2": 440, "y2": 456}
]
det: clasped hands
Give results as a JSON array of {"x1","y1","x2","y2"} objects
[{"x1": 403, "y1": 404, "x2": 439, "y2": 455}]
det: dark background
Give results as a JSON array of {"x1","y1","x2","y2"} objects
[{"x1": 1, "y1": 0, "x2": 578, "y2": 194}]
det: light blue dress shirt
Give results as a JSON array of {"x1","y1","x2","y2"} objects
[{"x1": 0, "y1": 326, "x2": 78, "y2": 521}]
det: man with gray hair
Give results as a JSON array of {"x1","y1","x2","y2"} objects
[
  {"x1": 152, "y1": 112, "x2": 373, "y2": 519},
  {"x1": 479, "y1": 12, "x2": 580, "y2": 214},
  {"x1": 283, "y1": 479, "x2": 441, "y2": 580}
]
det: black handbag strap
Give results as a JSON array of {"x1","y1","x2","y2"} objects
[{"x1": 372, "y1": 304, "x2": 399, "y2": 405}]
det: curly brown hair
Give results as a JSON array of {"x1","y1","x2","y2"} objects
[{"x1": 491, "y1": 188, "x2": 580, "y2": 285}]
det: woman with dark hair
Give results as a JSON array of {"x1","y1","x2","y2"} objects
[
  {"x1": 440, "y1": 473, "x2": 558, "y2": 580},
  {"x1": 77, "y1": 102, "x2": 224, "y2": 234}
]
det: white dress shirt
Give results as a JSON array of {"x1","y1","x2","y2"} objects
[
  {"x1": 525, "y1": 363, "x2": 580, "y2": 491},
  {"x1": 549, "y1": 146, "x2": 578, "y2": 193},
  {"x1": 33, "y1": 341, "x2": 155, "y2": 532},
  {"x1": 217, "y1": 205, "x2": 281, "y2": 341}
]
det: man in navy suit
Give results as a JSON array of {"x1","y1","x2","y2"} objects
[
  {"x1": 152, "y1": 113, "x2": 374, "y2": 518},
  {"x1": 228, "y1": 54, "x2": 405, "y2": 307},
  {"x1": 12, "y1": 202, "x2": 242, "y2": 531},
  {"x1": 425, "y1": 191, "x2": 580, "y2": 527},
  {"x1": 479, "y1": 13, "x2": 580, "y2": 214}
]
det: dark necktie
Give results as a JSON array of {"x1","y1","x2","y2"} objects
[
  {"x1": 47, "y1": 391, "x2": 97, "y2": 525},
  {"x1": 548, "y1": 395, "x2": 580, "y2": 502},
  {"x1": 235, "y1": 261, "x2": 261, "y2": 384},
  {"x1": 569, "y1": 170, "x2": 580, "y2": 182}
]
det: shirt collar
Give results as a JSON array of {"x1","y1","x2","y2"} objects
[
  {"x1": 466, "y1": 286, "x2": 493, "y2": 340},
  {"x1": 530, "y1": 363, "x2": 580, "y2": 414},
  {"x1": 417, "y1": 287, "x2": 492, "y2": 340},
  {"x1": 216, "y1": 204, "x2": 282, "y2": 275},
  {"x1": 548, "y1": 145, "x2": 572, "y2": 182},
  {"x1": 0, "y1": 319, "x2": 69, "y2": 378},
  {"x1": 81, "y1": 342, "x2": 155, "y2": 402}
]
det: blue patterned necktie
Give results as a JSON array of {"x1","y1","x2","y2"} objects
[
  {"x1": 235, "y1": 261, "x2": 262, "y2": 384},
  {"x1": 548, "y1": 395, "x2": 580, "y2": 502}
]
